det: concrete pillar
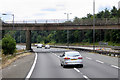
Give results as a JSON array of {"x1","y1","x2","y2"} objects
[{"x1": 26, "y1": 30, "x2": 32, "y2": 51}]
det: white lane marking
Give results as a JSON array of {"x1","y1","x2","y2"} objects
[
  {"x1": 52, "y1": 53, "x2": 60, "y2": 58},
  {"x1": 96, "y1": 60, "x2": 104, "y2": 64},
  {"x1": 111, "y1": 65, "x2": 120, "y2": 69},
  {"x1": 83, "y1": 75, "x2": 89, "y2": 80},
  {"x1": 26, "y1": 53, "x2": 38, "y2": 79},
  {"x1": 74, "y1": 68, "x2": 90, "y2": 80},
  {"x1": 86, "y1": 57, "x2": 92, "y2": 60},
  {"x1": 57, "y1": 56, "x2": 60, "y2": 58},
  {"x1": 74, "y1": 68, "x2": 80, "y2": 73},
  {"x1": 53, "y1": 53, "x2": 57, "y2": 56}
]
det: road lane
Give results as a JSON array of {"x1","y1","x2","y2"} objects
[
  {"x1": 30, "y1": 46, "x2": 118, "y2": 79},
  {"x1": 78, "y1": 56, "x2": 118, "y2": 78},
  {"x1": 79, "y1": 51, "x2": 118, "y2": 66},
  {"x1": 53, "y1": 52, "x2": 118, "y2": 79},
  {"x1": 31, "y1": 53, "x2": 85, "y2": 78}
]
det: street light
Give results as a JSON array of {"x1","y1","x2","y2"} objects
[
  {"x1": 64, "y1": 13, "x2": 72, "y2": 48},
  {"x1": 93, "y1": 0, "x2": 95, "y2": 52},
  {"x1": 2, "y1": 13, "x2": 15, "y2": 38}
]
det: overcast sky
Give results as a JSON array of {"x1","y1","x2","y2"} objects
[{"x1": 0, "y1": 0, "x2": 120, "y2": 21}]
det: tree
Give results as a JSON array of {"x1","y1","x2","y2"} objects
[
  {"x1": 2, "y1": 34, "x2": 16, "y2": 55},
  {"x1": 97, "y1": 11, "x2": 104, "y2": 18},
  {"x1": 111, "y1": 6, "x2": 118, "y2": 18},
  {"x1": 73, "y1": 17, "x2": 80, "y2": 24},
  {"x1": 104, "y1": 8, "x2": 110, "y2": 18},
  {"x1": 87, "y1": 13, "x2": 92, "y2": 18}
]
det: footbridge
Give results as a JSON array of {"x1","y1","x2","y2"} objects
[{"x1": 0, "y1": 18, "x2": 120, "y2": 50}]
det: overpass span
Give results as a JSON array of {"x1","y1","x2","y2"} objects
[
  {"x1": 1, "y1": 23, "x2": 120, "y2": 30},
  {"x1": 1, "y1": 18, "x2": 120, "y2": 30},
  {"x1": 1, "y1": 18, "x2": 120, "y2": 50}
]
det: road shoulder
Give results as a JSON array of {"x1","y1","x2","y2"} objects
[{"x1": 2, "y1": 53, "x2": 35, "y2": 78}]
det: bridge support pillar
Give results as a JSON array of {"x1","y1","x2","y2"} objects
[
  {"x1": 26, "y1": 30, "x2": 32, "y2": 51},
  {"x1": 2, "y1": 30, "x2": 5, "y2": 38}
]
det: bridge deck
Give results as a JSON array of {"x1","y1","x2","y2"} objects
[{"x1": 1, "y1": 23, "x2": 120, "y2": 30}]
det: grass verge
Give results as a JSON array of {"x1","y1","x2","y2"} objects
[{"x1": 0, "y1": 52, "x2": 32, "y2": 69}]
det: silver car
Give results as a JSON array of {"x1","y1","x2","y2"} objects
[
  {"x1": 60, "y1": 51, "x2": 83, "y2": 68},
  {"x1": 37, "y1": 44, "x2": 43, "y2": 48},
  {"x1": 45, "y1": 45, "x2": 50, "y2": 49}
]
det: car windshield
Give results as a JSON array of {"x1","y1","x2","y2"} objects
[{"x1": 66, "y1": 52, "x2": 80, "y2": 57}]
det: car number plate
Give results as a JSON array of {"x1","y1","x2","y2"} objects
[{"x1": 71, "y1": 59, "x2": 77, "y2": 60}]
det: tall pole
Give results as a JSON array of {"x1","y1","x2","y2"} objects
[
  {"x1": 2, "y1": 13, "x2": 15, "y2": 39},
  {"x1": 12, "y1": 14, "x2": 15, "y2": 39},
  {"x1": 64, "y1": 13, "x2": 72, "y2": 48},
  {"x1": 93, "y1": 0, "x2": 95, "y2": 52}
]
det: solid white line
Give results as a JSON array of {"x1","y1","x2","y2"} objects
[
  {"x1": 96, "y1": 60, "x2": 104, "y2": 64},
  {"x1": 25, "y1": 53, "x2": 38, "y2": 79},
  {"x1": 74, "y1": 68, "x2": 80, "y2": 73},
  {"x1": 86, "y1": 57, "x2": 92, "y2": 60},
  {"x1": 111, "y1": 65, "x2": 120, "y2": 69}
]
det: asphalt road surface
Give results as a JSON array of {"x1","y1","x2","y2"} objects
[{"x1": 29, "y1": 46, "x2": 119, "y2": 80}]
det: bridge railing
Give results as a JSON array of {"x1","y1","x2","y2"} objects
[
  {"x1": 72, "y1": 18, "x2": 120, "y2": 25},
  {"x1": 3, "y1": 18, "x2": 120, "y2": 26}
]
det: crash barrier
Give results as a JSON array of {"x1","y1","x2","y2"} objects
[{"x1": 51, "y1": 45, "x2": 120, "y2": 58}]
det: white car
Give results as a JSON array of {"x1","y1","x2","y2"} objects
[
  {"x1": 37, "y1": 44, "x2": 43, "y2": 48},
  {"x1": 60, "y1": 51, "x2": 83, "y2": 68},
  {"x1": 45, "y1": 45, "x2": 50, "y2": 49}
]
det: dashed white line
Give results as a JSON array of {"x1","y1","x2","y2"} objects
[
  {"x1": 74, "y1": 68, "x2": 80, "y2": 73},
  {"x1": 96, "y1": 60, "x2": 104, "y2": 64},
  {"x1": 57, "y1": 56, "x2": 60, "y2": 58},
  {"x1": 52, "y1": 53, "x2": 60, "y2": 58},
  {"x1": 83, "y1": 75, "x2": 89, "y2": 80},
  {"x1": 86, "y1": 57, "x2": 92, "y2": 60},
  {"x1": 26, "y1": 53, "x2": 38, "y2": 79},
  {"x1": 111, "y1": 65, "x2": 120, "y2": 69},
  {"x1": 74, "y1": 68, "x2": 90, "y2": 80}
]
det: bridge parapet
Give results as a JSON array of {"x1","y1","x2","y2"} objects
[
  {"x1": 74, "y1": 18, "x2": 120, "y2": 25},
  {"x1": 1, "y1": 18, "x2": 120, "y2": 30},
  {"x1": 2, "y1": 18, "x2": 120, "y2": 25}
]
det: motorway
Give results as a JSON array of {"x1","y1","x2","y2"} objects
[{"x1": 16, "y1": 45, "x2": 119, "y2": 80}]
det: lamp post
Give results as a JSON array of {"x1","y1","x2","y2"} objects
[
  {"x1": 2, "y1": 13, "x2": 15, "y2": 38},
  {"x1": 93, "y1": 0, "x2": 95, "y2": 52},
  {"x1": 64, "y1": 13, "x2": 72, "y2": 48}
]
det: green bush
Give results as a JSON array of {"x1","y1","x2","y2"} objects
[{"x1": 2, "y1": 34, "x2": 16, "y2": 55}]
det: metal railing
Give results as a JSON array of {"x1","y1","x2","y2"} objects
[{"x1": 2, "y1": 18, "x2": 120, "y2": 25}]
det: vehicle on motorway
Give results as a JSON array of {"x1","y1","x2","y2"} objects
[
  {"x1": 60, "y1": 51, "x2": 83, "y2": 68},
  {"x1": 34, "y1": 43, "x2": 38, "y2": 46},
  {"x1": 37, "y1": 44, "x2": 43, "y2": 48},
  {"x1": 45, "y1": 45, "x2": 50, "y2": 49}
]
